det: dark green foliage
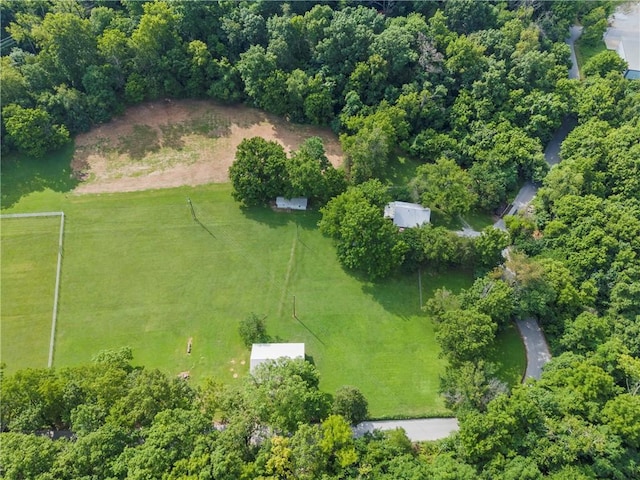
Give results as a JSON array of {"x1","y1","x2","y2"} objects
[
  {"x1": 238, "y1": 312, "x2": 269, "y2": 348},
  {"x1": 583, "y1": 49, "x2": 628, "y2": 77},
  {"x1": 2, "y1": 104, "x2": 69, "y2": 157},
  {"x1": 2, "y1": 1, "x2": 639, "y2": 477},
  {"x1": 319, "y1": 181, "x2": 406, "y2": 280},
  {"x1": 436, "y1": 308, "x2": 497, "y2": 365},
  {"x1": 332, "y1": 385, "x2": 369, "y2": 425},
  {"x1": 229, "y1": 136, "x2": 288, "y2": 206}
]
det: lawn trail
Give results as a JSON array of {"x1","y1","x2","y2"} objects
[{"x1": 277, "y1": 226, "x2": 298, "y2": 319}]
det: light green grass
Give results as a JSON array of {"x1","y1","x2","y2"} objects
[
  {"x1": 1, "y1": 185, "x2": 485, "y2": 418},
  {"x1": 1, "y1": 215, "x2": 61, "y2": 369}
]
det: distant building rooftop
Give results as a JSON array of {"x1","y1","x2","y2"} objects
[
  {"x1": 604, "y1": 2, "x2": 640, "y2": 72},
  {"x1": 250, "y1": 343, "x2": 305, "y2": 373},
  {"x1": 384, "y1": 201, "x2": 431, "y2": 228},
  {"x1": 276, "y1": 197, "x2": 308, "y2": 210}
]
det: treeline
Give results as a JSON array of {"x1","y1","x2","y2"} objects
[
  {"x1": 0, "y1": 0, "x2": 622, "y2": 213},
  {"x1": 0, "y1": 348, "x2": 374, "y2": 479}
]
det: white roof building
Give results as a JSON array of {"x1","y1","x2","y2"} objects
[
  {"x1": 276, "y1": 197, "x2": 308, "y2": 210},
  {"x1": 250, "y1": 343, "x2": 305, "y2": 373},
  {"x1": 604, "y1": 2, "x2": 640, "y2": 78},
  {"x1": 384, "y1": 201, "x2": 431, "y2": 228}
]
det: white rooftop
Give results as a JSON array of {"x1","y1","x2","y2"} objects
[
  {"x1": 605, "y1": 2, "x2": 640, "y2": 72},
  {"x1": 250, "y1": 343, "x2": 305, "y2": 373},
  {"x1": 276, "y1": 197, "x2": 308, "y2": 210},
  {"x1": 384, "y1": 201, "x2": 431, "y2": 228}
]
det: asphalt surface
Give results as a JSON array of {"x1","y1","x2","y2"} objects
[
  {"x1": 567, "y1": 26, "x2": 583, "y2": 80},
  {"x1": 354, "y1": 418, "x2": 459, "y2": 442},
  {"x1": 516, "y1": 319, "x2": 552, "y2": 380}
]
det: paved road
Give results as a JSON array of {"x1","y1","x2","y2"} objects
[
  {"x1": 516, "y1": 319, "x2": 552, "y2": 380},
  {"x1": 354, "y1": 418, "x2": 459, "y2": 442},
  {"x1": 567, "y1": 26, "x2": 583, "y2": 80}
]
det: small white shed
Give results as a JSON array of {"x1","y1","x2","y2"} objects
[
  {"x1": 250, "y1": 343, "x2": 305, "y2": 373},
  {"x1": 276, "y1": 197, "x2": 308, "y2": 210},
  {"x1": 384, "y1": 201, "x2": 431, "y2": 228}
]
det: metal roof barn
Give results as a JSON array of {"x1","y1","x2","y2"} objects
[
  {"x1": 250, "y1": 343, "x2": 305, "y2": 373},
  {"x1": 276, "y1": 197, "x2": 308, "y2": 210},
  {"x1": 384, "y1": 201, "x2": 431, "y2": 228}
]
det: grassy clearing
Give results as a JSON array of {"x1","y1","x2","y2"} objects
[
  {"x1": 1, "y1": 185, "x2": 489, "y2": 418},
  {"x1": 462, "y1": 211, "x2": 496, "y2": 231},
  {"x1": 487, "y1": 324, "x2": 528, "y2": 387},
  {"x1": 0, "y1": 215, "x2": 61, "y2": 370},
  {"x1": 574, "y1": 39, "x2": 607, "y2": 78}
]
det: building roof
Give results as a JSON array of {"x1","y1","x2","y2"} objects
[
  {"x1": 250, "y1": 343, "x2": 305, "y2": 373},
  {"x1": 625, "y1": 69, "x2": 640, "y2": 80},
  {"x1": 605, "y1": 2, "x2": 640, "y2": 71},
  {"x1": 276, "y1": 197, "x2": 308, "y2": 210},
  {"x1": 384, "y1": 201, "x2": 431, "y2": 228}
]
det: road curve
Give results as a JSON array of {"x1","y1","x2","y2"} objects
[
  {"x1": 357, "y1": 25, "x2": 583, "y2": 443},
  {"x1": 516, "y1": 319, "x2": 552, "y2": 380}
]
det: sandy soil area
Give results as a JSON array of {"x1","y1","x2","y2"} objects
[{"x1": 72, "y1": 99, "x2": 344, "y2": 194}]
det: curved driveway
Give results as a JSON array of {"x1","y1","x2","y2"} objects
[{"x1": 357, "y1": 26, "x2": 583, "y2": 443}]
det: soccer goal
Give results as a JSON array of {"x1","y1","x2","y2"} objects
[{"x1": 0, "y1": 212, "x2": 65, "y2": 368}]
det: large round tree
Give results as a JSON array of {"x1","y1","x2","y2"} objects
[{"x1": 229, "y1": 137, "x2": 289, "y2": 206}]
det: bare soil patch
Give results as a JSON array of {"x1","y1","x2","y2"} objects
[{"x1": 72, "y1": 99, "x2": 344, "y2": 194}]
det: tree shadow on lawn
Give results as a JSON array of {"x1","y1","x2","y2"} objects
[
  {"x1": 240, "y1": 206, "x2": 320, "y2": 231},
  {"x1": 360, "y1": 272, "x2": 427, "y2": 321},
  {"x1": 485, "y1": 323, "x2": 527, "y2": 387},
  {"x1": 1, "y1": 144, "x2": 79, "y2": 209},
  {"x1": 361, "y1": 267, "x2": 475, "y2": 319}
]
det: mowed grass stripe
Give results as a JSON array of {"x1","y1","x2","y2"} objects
[
  {"x1": 1, "y1": 216, "x2": 61, "y2": 370},
  {"x1": 3, "y1": 185, "x2": 489, "y2": 418}
]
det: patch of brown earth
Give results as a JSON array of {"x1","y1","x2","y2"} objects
[{"x1": 72, "y1": 99, "x2": 344, "y2": 194}]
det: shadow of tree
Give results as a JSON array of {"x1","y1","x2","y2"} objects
[
  {"x1": 1, "y1": 144, "x2": 79, "y2": 209},
  {"x1": 240, "y1": 206, "x2": 320, "y2": 231},
  {"x1": 361, "y1": 268, "x2": 474, "y2": 318},
  {"x1": 485, "y1": 323, "x2": 527, "y2": 387}
]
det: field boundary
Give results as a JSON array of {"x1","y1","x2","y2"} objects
[{"x1": 1, "y1": 211, "x2": 65, "y2": 368}]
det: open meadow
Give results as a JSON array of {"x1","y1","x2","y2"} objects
[{"x1": 0, "y1": 100, "x2": 525, "y2": 419}]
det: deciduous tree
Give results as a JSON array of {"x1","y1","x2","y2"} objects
[{"x1": 229, "y1": 136, "x2": 289, "y2": 206}]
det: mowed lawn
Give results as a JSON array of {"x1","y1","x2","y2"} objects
[
  {"x1": 1, "y1": 215, "x2": 61, "y2": 370},
  {"x1": 1, "y1": 185, "x2": 524, "y2": 418}
]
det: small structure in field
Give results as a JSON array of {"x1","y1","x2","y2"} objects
[
  {"x1": 250, "y1": 343, "x2": 305, "y2": 373},
  {"x1": 384, "y1": 201, "x2": 431, "y2": 228},
  {"x1": 276, "y1": 197, "x2": 308, "y2": 210}
]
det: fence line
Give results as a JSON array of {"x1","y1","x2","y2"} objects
[
  {"x1": 1, "y1": 211, "x2": 64, "y2": 219},
  {"x1": 1, "y1": 211, "x2": 65, "y2": 368}
]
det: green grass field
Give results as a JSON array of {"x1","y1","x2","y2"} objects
[
  {"x1": 1, "y1": 215, "x2": 61, "y2": 370},
  {"x1": 1, "y1": 185, "x2": 489, "y2": 418}
]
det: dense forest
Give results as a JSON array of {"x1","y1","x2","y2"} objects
[{"x1": 2, "y1": 0, "x2": 640, "y2": 478}]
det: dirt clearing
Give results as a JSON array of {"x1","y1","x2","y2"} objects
[{"x1": 72, "y1": 99, "x2": 344, "y2": 194}]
